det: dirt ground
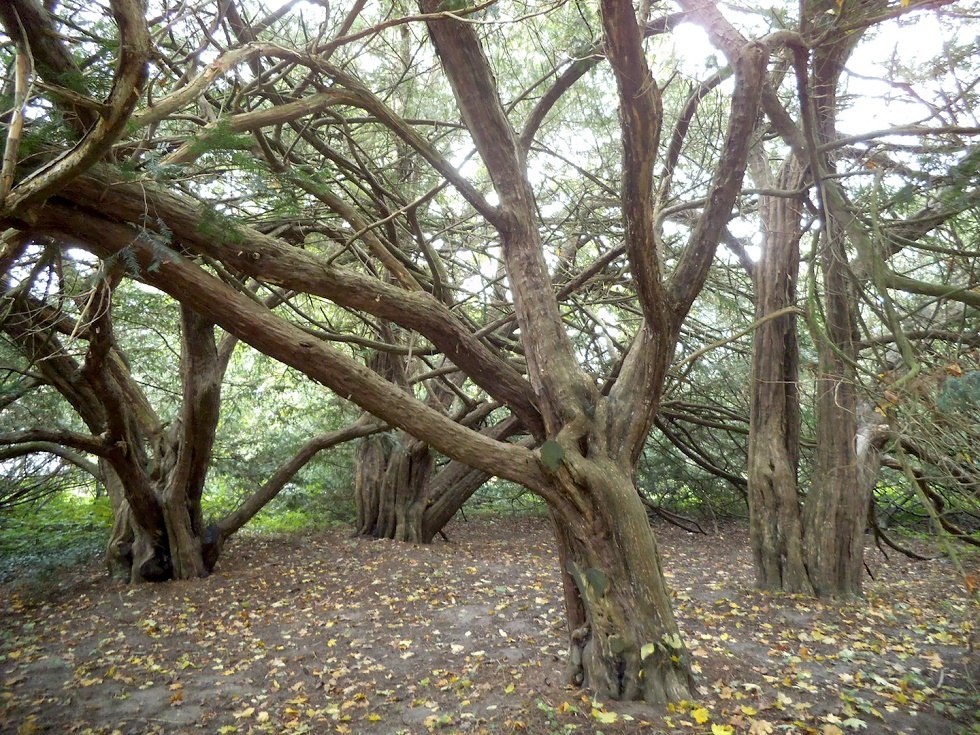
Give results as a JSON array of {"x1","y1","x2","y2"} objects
[{"x1": 0, "y1": 516, "x2": 977, "y2": 735}]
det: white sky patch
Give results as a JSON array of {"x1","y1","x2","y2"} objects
[
  {"x1": 665, "y1": 23, "x2": 724, "y2": 78},
  {"x1": 459, "y1": 245, "x2": 504, "y2": 298},
  {"x1": 838, "y1": 12, "x2": 954, "y2": 133},
  {"x1": 727, "y1": 218, "x2": 762, "y2": 262}
]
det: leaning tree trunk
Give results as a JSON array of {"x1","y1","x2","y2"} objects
[
  {"x1": 746, "y1": 158, "x2": 813, "y2": 593},
  {"x1": 551, "y1": 455, "x2": 694, "y2": 704},
  {"x1": 419, "y1": 461, "x2": 492, "y2": 543}
]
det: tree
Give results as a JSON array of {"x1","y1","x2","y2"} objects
[
  {"x1": 0, "y1": 261, "x2": 383, "y2": 580},
  {"x1": 688, "y1": 0, "x2": 979, "y2": 596},
  {"x1": 0, "y1": 0, "x2": 799, "y2": 703}
]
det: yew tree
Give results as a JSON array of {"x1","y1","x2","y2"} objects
[
  {"x1": 686, "y1": 0, "x2": 980, "y2": 596},
  {"x1": 0, "y1": 261, "x2": 383, "y2": 581},
  {"x1": 0, "y1": 0, "x2": 779, "y2": 702}
]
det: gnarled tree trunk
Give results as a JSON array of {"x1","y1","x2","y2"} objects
[
  {"x1": 356, "y1": 431, "x2": 434, "y2": 542},
  {"x1": 549, "y1": 433, "x2": 695, "y2": 703},
  {"x1": 746, "y1": 158, "x2": 812, "y2": 593}
]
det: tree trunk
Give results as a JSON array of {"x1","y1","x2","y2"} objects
[
  {"x1": 747, "y1": 158, "x2": 812, "y2": 593},
  {"x1": 103, "y1": 461, "x2": 135, "y2": 582},
  {"x1": 804, "y1": 342, "x2": 865, "y2": 597},
  {"x1": 161, "y1": 489, "x2": 207, "y2": 579},
  {"x1": 356, "y1": 431, "x2": 434, "y2": 542},
  {"x1": 799, "y1": 4, "x2": 881, "y2": 598},
  {"x1": 354, "y1": 433, "x2": 388, "y2": 536},
  {"x1": 552, "y1": 459, "x2": 694, "y2": 704}
]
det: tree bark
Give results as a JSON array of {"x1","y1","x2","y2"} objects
[
  {"x1": 688, "y1": 0, "x2": 894, "y2": 599},
  {"x1": 799, "y1": 1, "x2": 883, "y2": 598},
  {"x1": 747, "y1": 158, "x2": 812, "y2": 593},
  {"x1": 356, "y1": 431, "x2": 434, "y2": 543},
  {"x1": 550, "y1": 451, "x2": 694, "y2": 704}
]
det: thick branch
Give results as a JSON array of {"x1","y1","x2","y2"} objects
[
  {"x1": 216, "y1": 417, "x2": 387, "y2": 540},
  {"x1": 600, "y1": 0, "x2": 667, "y2": 328},
  {"x1": 1, "y1": 0, "x2": 150, "y2": 219},
  {"x1": 667, "y1": 41, "x2": 768, "y2": 319},
  {"x1": 169, "y1": 307, "x2": 223, "y2": 506},
  {"x1": 419, "y1": 2, "x2": 592, "y2": 430},
  {"x1": 0, "y1": 429, "x2": 109, "y2": 458},
  {"x1": 32, "y1": 204, "x2": 553, "y2": 497},
  {"x1": 0, "y1": 441, "x2": 104, "y2": 480},
  {"x1": 50, "y1": 169, "x2": 543, "y2": 437}
]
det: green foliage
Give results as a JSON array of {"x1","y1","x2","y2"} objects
[
  {"x1": 187, "y1": 119, "x2": 255, "y2": 158},
  {"x1": 938, "y1": 371, "x2": 980, "y2": 413},
  {"x1": 0, "y1": 495, "x2": 112, "y2": 584},
  {"x1": 245, "y1": 507, "x2": 334, "y2": 536},
  {"x1": 464, "y1": 479, "x2": 548, "y2": 516}
]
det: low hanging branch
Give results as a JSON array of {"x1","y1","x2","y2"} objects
[
  {"x1": 674, "y1": 306, "x2": 805, "y2": 370},
  {"x1": 203, "y1": 416, "x2": 388, "y2": 566}
]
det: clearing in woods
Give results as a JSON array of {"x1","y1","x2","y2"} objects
[{"x1": 0, "y1": 516, "x2": 976, "y2": 734}]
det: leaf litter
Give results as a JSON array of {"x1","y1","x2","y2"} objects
[{"x1": 0, "y1": 516, "x2": 976, "y2": 734}]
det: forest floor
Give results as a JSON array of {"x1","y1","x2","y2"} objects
[{"x1": 0, "y1": 515, "x2": 977, "y2": 735}]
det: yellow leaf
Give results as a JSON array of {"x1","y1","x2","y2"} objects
[
  {"x1": 822, "y1": 726, "x2": 844, "y2": 735},
  {"x1": 233, "y1": 707, "x2": 255, "y2": 719},
  {"x1": 256, "y1": 711, "x2": 270, "y2": 723},
  {"x1": 692, "y1": 707, "x2": 711, "y2": 724},
  {"x1": 16, "y1": 718, "x2": 40, "y2": 735},
  {"x1": 748, "y1": 719, "x2": 774, "y2": 735},
  {"x1": 504, "y1": 683, "x2": 515, "y2": 693},
  {"x1": 217, "y1": 727, "x2": 237, "y2": 734},
  {"x1": 367, "y1": 713, "x2": 382, "y2": 722},
  {"x1": 712, "y1": 725, "x2": 735, "y2": 735},
  {"x1": 592, "y1": 708, "x2": 618, "y2": 723}
]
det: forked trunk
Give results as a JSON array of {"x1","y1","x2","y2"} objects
[
  {"x1": 552, "y1": 460, "x2": 694, "y2": 704},
  {"x1": 104, "y1": 464, "x2": 211, "y2": 582}
]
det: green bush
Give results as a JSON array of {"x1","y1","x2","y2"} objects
[{"x1": 0, "y1": 494, "x2": 112, "y2": 583}]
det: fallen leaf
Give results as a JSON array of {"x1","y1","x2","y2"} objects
[
  {"x1": 692, "y1": 707, "x2": 711, "y2": 724},
  {"x1": 592, "y1": 708, "x2": 618, "y2": 724}
]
